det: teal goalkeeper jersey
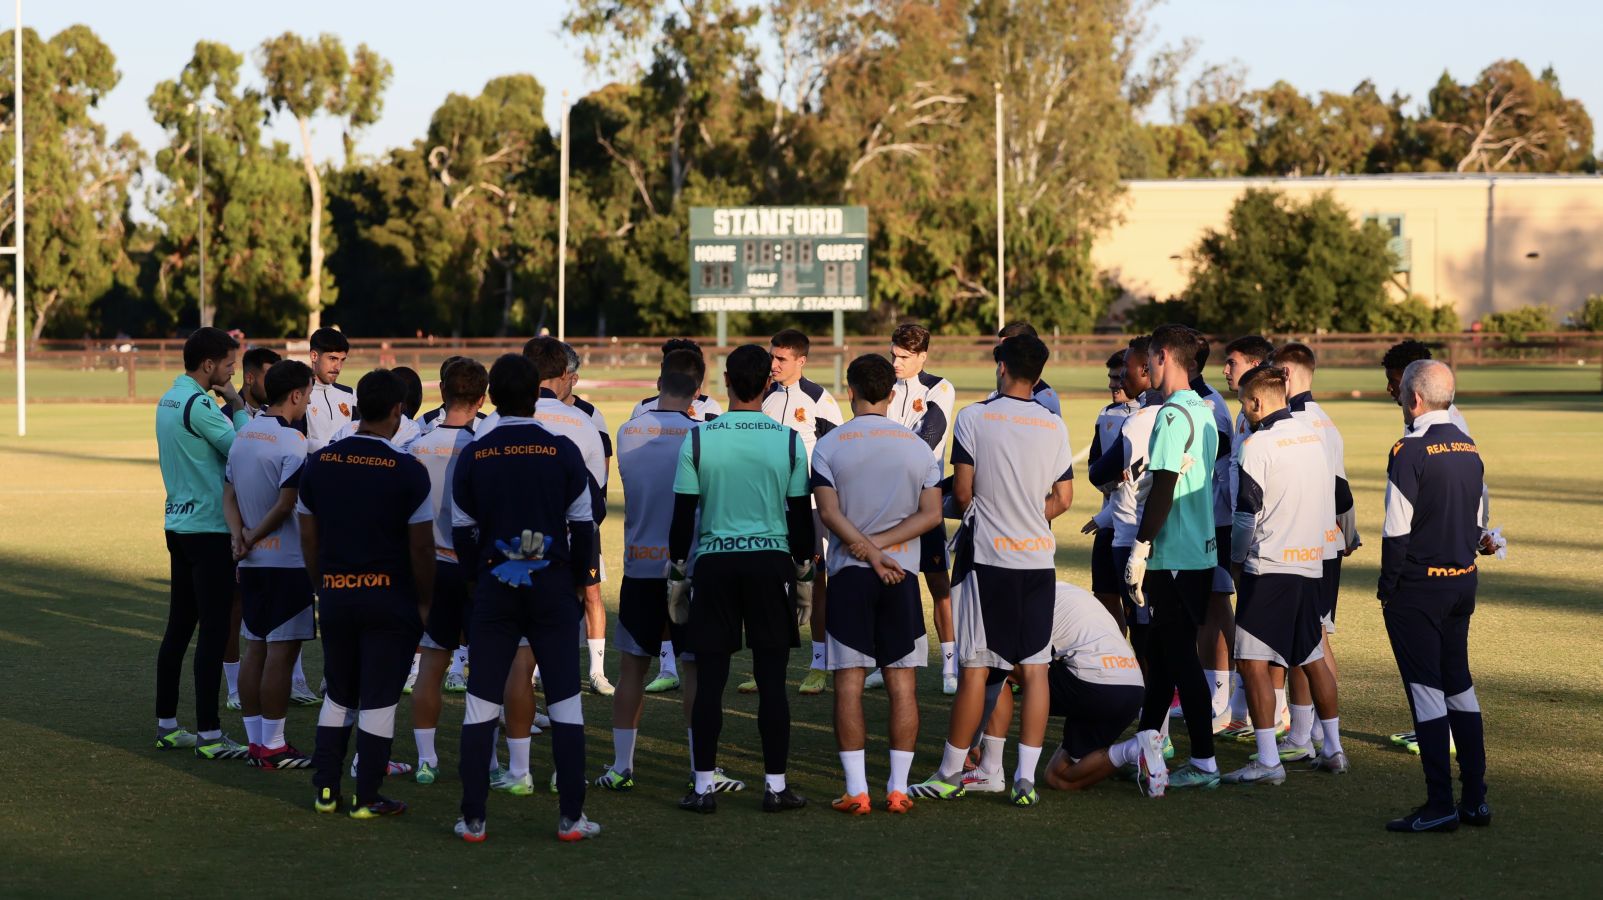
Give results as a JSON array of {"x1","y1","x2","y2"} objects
[
  {"x1": 673, "y1": 410, "x2": 809, "y2": 556},
  {"x1": 156, "y1": 374, "x2": 249, "y2": 533},
  {"x1": 1146, "y1": 388, "x2": 1219, "y2": 571}
]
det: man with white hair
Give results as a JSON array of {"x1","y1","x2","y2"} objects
[{"x1": 1378, "y1": 360, "x2": 1489, "y2": 833}]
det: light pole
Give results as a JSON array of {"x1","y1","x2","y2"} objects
[{"x1": 188, "y1": 102, "x2": 215, "y2": 327}]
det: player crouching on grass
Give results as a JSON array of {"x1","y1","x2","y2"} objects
[
  {"x1": 811, "y1": 354, "x2": 944, "y2": 815},
  {"x1": 224, "y1": 359, "x2": 318, "y2": 769},
  {"x1": 298, "y1": 369, "x2": 436, "y2": 819},
  {"x1": 1222, "y1": 365, "x2": 1347, "y2": 786}
]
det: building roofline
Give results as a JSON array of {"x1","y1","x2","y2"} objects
[{"x1": 1124, "y1": 173, "x2": 1603, "y2": 189}]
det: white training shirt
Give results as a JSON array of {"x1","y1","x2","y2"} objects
[
  {"x1": 225, "y1": 414, "x2": 308, "y2": 569},
  {"x1": 889, "y1": 372, "x2": 957, "y2": 463},
  {"x1": 763, "y1": 376, "x2": 843, "y2": 462},
  {"x1": 304, "y1": 381, "x2": 357, "y2": 453},
  {"x1": 630, "y1": 393, "x2": 723, "y2": 423},
  {"x1": 810, "y1": 414, "x2": 943, "y2": 577},
  {"x1": 328, "y1": 414, "x2": 422, "y2": 451},
  {"x1": 1107, "y1": 398, "x2": 1161, "y2": 548},
  {"x1": 1090, "y1": 399, "x2": 1140, "y2": 516},
  {"x1": 986, "y1": 379, "x2": 1062, "y2": 418},
  {"x1": 1288, "y1": 393, "x2": 1356, "y2": 558},
  {"x1": 951, "y1": 394, "x2": 1074, "y2": 570},
  {"x1": 1049, "y1": 582, "x2": 1144, "y2": 687},
  {"x1": 408, "y1": 419, "x2": 476, "y2": 562},
  {"x1": 572, "y1": 395, "x2": 611, "y2": 459},
  {"x1": 616, "y1": 409, "x2": 698, "y2": 578},
  {"x1": 1231, "y1": 409, "x2": 1334, "y2": 577}
]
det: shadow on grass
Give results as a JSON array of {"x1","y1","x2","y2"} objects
[{"x1": 0, "y1": 442, "x2": 156, "y2": 467}]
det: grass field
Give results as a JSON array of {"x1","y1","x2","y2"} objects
[{"x1": 2, "y1": 388, "x2": 1602, "y2": 896}]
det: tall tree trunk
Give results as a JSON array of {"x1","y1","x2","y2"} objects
[
  {"x1": 296, "y1": 115, "x2": 326, "y2": 332},
  {"x1": 497, "y1": 260, "x2": 513, "y2": 337},
  {"x1": 30, "y1": 290, "x2": 60, "y2": 345},
  {"x1": 0, "y1": 286, "x2": 13, "y2": 354}
]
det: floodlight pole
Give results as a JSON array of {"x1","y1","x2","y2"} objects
[
  {"x1": 556, "y1": 90, "x2": 569, "y2": 342},
  {"x1": 197, "y1": 103, "x2": 208, "y2": 327},
  {"x1": 994, "y1": 82, "x2": 1005, "y2": 331},
  {"x1": 13, "y1": 0, "x2": 25, "y2": 437}
]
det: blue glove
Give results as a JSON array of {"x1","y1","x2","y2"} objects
[{"x1": 490, "y1": 529, "x2": 552, "y2": 588}]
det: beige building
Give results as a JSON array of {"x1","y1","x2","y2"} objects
[{"x1": 1094, "y1": 174, "x2": 1603, "y2": 322}]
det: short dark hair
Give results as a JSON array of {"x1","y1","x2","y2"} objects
[
  {"x1": 661, "y1": 338, "x2": 703, "y2": 358},
  {"x1": 846, "y1": 354, "x2": 896, "y2": 404},
  {"x1": 1149, "y1": 324, "x2": 1199, "y2": 372},
  {"x1": 1223, "y1": 335, "x2": 1274, "y2": 365},
  {"x1": 1382, "y1": 339, "x2": 1432, "y2": 372},
  {"x1": 725, "y1": 344, "x2": 772, "y2": 403},
  {"x1": 441, "y1": 357, "x2": 488, "y2": 407},
  {"x1": 438, "y1": 354, "x2": 467, "y2": 381},
  {"x1": 522, "y1": 336, "x2": 569, "y2": 382},
  {"x1": 659, "y1": 348, "x2": 705, "y2": 399},
  {"x1": 994, "y1": 334, "x2": 1049, "y2": 384},
  {"x1": 309, "y1": 327, "x2": 349, "y2": 355},
  {"x1": 997, "y1": 321, "x2": 1038, "y2": 340},
  {"x1": 241, "y1": 346, "x2": 282, "y2": 374},
  {"x1": 891, "y1": 323, "x2": 931, "y2": 354},
  {"x1": 1105, "y1": 349, "x2": 1127, "y2": 369},
  {"x1": 771, "y1": 328, "x2": 810, "y2": 356},
  {"x1": 1270, "y1": 341, "x2": 1317, "y2": 373},
  {"x1": 488, "y1": 353, "x2": 538, "y2": 417},
  {"x1": 1126, "y1": 335, "x2": 1151, "y2": 362},
  {"x1": 1239, "y1": 364, "x2": 1288, "y2": 399},
  {"x1": 1191, "y1": 329, "x2": 1211, "y2": 369},
  {"x1": 183, "y1": 326, "x2": 239, "y2": 371},
  {"x1": 393, "y1": 366, "x2": 424, "y2": 419},
  {"x1": 263, "y1": 359, "x2": 313, "y2": 407},
  {"x1": 355, "y1": 369, "x2": 404, "y2": 422}
]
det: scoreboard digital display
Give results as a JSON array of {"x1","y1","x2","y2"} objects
[{"x1": 688, "y1": 206, "x2": 869, "y2": 313}]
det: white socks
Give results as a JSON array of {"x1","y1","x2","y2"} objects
[
  {"x1": 262, "y1": 717, "x2": 285, "y2": 750},
  {"x1": 243, "y1": 715, "x2": 263, "y2": 746},
  {"x1": 940, "y1": 642, "x2": 957, "y2": 678},
  {"x1": 158, "y1": 717, "x2": 178, "y2": 731},
  {"x1": 588, "y1": 639, "x2": 606, "y2": 676},
  {"x1": 1206, "y1": 669, "x2": 1230, "y2": 719},
  {"x1": 1229, "y1": 672, "x2": 1248, "y2": 720},
  {"x1": 292, "y1": 651, "x2": 307, "y2": 686},
  {"x1": 765, "y1": 773, "x2": 787, "y2": 793},
  {"x1": 694, "y1": 770, "x2": 714, "y2": 793},
  {"x1": 659, "y1": 642, "x2": 679, "y2": 678},
  {"x1": 1190, "y1": 756, "x2": 1218, "y2": 773},
  {"x1": 1015, "y1": 743, "x2": 1043, "y2": 785},
  {"x1": 979, "y1": 735, "x2": 1006, "y2": 774},
  {"x1": 840, "y1": 749, "x2": 868, "y2": 795},
  {"x1": 1320, "y1": 717, "x2": 1344, "y2": 756},
  {"x1": 507, "y1": 736, "x2": 531, "y2": 779},
  {"x1": 888, "y1": 749, "x2": 914, "y2": 794},
  {"x1": 613, "y1": 727, "x2": 638, "y2": 773},
  {"x1": 415, "y1": 727, "x2": 437, "y2": 767},
  {"x1": 223, "y1": 661, "x2": 240, "y2": 696},
  {"x1": 1275, "y1": 688, "x2": 1289, "y2": 725},
  {"x1": 1109, "y1": 735, "x2": 1141, "y2": 768},
  {"x1": 1255, "y1": 727, "x2": 1279, "y2": 768},
  {"x1": 449, "y1": 646, "x2": 468, "y2": 677},
  {"x1": 810, "y1": 642, "x2": 827, "y2": 672},
  {"x1": 1289, "y1": 703, "x2": 1316, "y2": 745},
  {"x1": 408, "y1": 652, "x2": 421, "y2": 678},
  {"x1": 939, "y1": 741, "x2": 969, "y2": 779}
]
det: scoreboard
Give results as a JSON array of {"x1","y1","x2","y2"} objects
[{"x1": 688, "y1": 206, "x2": 868, "y2": 313}]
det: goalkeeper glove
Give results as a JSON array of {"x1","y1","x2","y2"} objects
[
  {"x1": 665, "y1": 559, "x2": 691, "y2": 625},
  {"x1": 490, "y1": 529, "x2": 551, "y2": 588},
  {"x1": 1123, "y1": 539, "x2": 1151, "y2": 608},
  {"x1": 793, "y1": 558, "x2": 816, "y2": 627}
]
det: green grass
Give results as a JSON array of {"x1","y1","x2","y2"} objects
[{"x1": 2, "y1": 392, "x2": 1602, "y2": 895}]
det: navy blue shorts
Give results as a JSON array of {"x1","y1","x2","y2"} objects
[
  {"x1": 825, "y1": 566, "x2": 927, "y2": 669},
  {"x1": 688, "y1": 550, "x2": 797, "y2": 654},
  {"x1": 238, "y1": 566, "x2": 315, "y2": 642},
  {"x1": 422, "y1": 560, "x2": 470, "y2": 650},
  {"x1": 616, "y1": 575, "x2": 688, "y2": 658},
  {"x1": 1317, "y1": 556, "x2": 1342, "y2": 631},
  {"x1": 1048, "y1": 664, "x2": 1144, "y2": 759},
  {"x1": 1090, "y1": 527, "x2": 1118, "y2": 594},
  {"x1": 954, "y1": 563, "x2": 1054, "y2": 668},
  {"x1": 918, "y1": 521, "x2": 950, "y2": 574},
  {"x1": 1234, "y1": 571, "x2": 1325, "y2": 668}
]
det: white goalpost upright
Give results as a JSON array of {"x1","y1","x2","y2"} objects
[{"x1": 4, "y1": 0, "x2": 24, "y2": 437}]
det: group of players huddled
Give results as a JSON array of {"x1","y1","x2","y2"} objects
[{"x1": 151, "y1": 319, "x2": 1495, "y2": 842}]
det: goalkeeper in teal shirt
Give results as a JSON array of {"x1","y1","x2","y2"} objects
[{"x1": 153, "y1": 327, "x2": 252, "y2": 759}]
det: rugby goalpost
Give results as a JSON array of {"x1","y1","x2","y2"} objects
[{"x1": 4, "y1": 0, "x2": 23, "y2": 437}]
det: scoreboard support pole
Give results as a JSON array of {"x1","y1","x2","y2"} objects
[{"x1": 832, "y1": 309, "x2": 844, "y2": 394}]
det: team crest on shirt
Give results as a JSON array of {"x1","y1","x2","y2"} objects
[
  {"x1": 339, "y1": 402, "x2": 350, "y2": 417},
  {"x1": 912, "y1": 398, "x2": 924, "y2": 413},
  {"x1": 794, "y1": 408, "x2": 807, "y2": 422}
]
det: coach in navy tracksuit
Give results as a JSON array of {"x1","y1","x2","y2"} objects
[
  {"x1": 1379, "y1": 360, "x2": 1491, "y2": 834},
  {"x1": 450, "y1": 353, "x2": 601, "y2": 843}
]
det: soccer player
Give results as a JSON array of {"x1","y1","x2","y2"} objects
[
  {"x1": 559, "y1": 342, "x2": 616, "y2": 695},
  {"x1": 222, "y1": 346, "x2": 280, "y2": 711},
  {"x1": 330, "y1": 366, "x2": 423, "y2": 449},
  {"x1": 1215, "y1": 334, "x2": 1277, "y2": 739},
  {"x1": 1082, "y1": 349, "x2": 1140, "y2": 626},
  {"x1": 1125, "y1": 323, "x2": 1221, "y2": 789},
  {"x1": 1269, "y1": 342, "x2": 1358, "y2": 759},
  {"x1": 1087, "y1": 339, "x2": 1158, "y2": 651},
  {"x1": 450, "y1": 353, "x2": 602, "y2": 842},
  {"x1": 304, "y1": 327, "x2": 355, "y2": 453},
  {"x1": 672, "y1": 344, "x2": 815, "y2": 814},
  {"x1": 596, "y1": 350, "x2": 735, "y2": 792},
  {"x1": 763, "y1": 329, "x2": 843, "y2": 695},
  {"x1": 153, "y1": 327, "x2": 252, "y2": 758},
  {"x1": 419, "y1": 355, "x2": 488, "y2": 431},
  {"x1": 911, "y1": 332, "x2": 1074, "y2": 807},
  {"x1": 406, "y1": 357, "x2": 487, "y2": 784},
  {"x1": 1379, "y1": 360, "x2": 1489, "y2": 833},
  {"x1": 987, "y1": 321, "x2": 1061, "y2": 415},
  {"x1": 812, "y1": 353, "x2": 943, "y2": 814},
  {"x1": 298, "y1": 369, "x2": 436, "y2": 819},
  {"x1": 1221, "y1": 365, "x2": 1347, "y2": 785},
  {"x1": 1032, "y1": 582, "x2": 1165, "y2": 796},
  {"x1": 885, "y1": 323, "x2": 960, "y2": 695},
  {"x1": 224, "y1": 359, "x2": 317, "y2": 768},
  {"x1": 630, "y1": 338, "x2": 725, "y2": 421},
  {"x1": 1186, "y1": 331, "x2": 1237, "y2": 731}
]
